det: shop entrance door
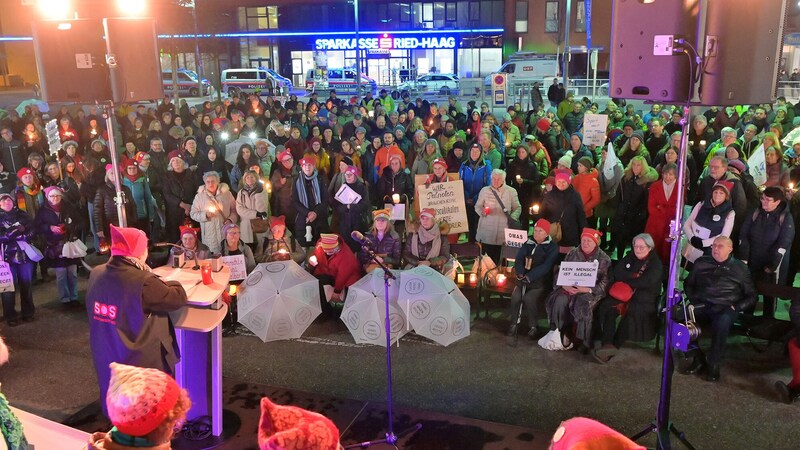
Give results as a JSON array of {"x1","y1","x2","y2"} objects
[{"x1": 367, "y1": 57, "x2": 390, "y2": 86}]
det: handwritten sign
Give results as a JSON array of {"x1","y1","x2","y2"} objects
[
  {"x1": 556, "y1": 261, "x2": 599, "y2": 287},
  {"x1": 0, "y1": 262, "x2": 14, "y2": 293},
  {"x1": 504, "y1": 228, "x2": 528, "y2": 248},
  {"x1": 221, "y1": 255, "x2": 247, "y2": 281},
  {"x1": 417, "y1": 179, "x2": 468, "y2": 234},
  {"x1": 582, "y1": 114, "x2": 609, "y2": 147}
]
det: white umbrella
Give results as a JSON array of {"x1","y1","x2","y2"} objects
[
  {"x1": 237, "y1": 260, "x2": 320, "y2": 342},
  {"x1": 341, "y1": 270, "x2": 409, "y2": 346},
  {"x1": 225, "y1": 137, "x2": 256, "y2": 165},
  {"x1": 398, "y1": 265, "x2": 471, "y2": 347}
]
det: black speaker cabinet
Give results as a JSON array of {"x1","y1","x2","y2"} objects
[
  {"x1": 32, "y1": 19, "x2": 113, "y2": 103},
  {"x1": 103, "y1": 18, "x2": 164, "y2": 103},
  {"x1": 609, "y1": 0, "x2": 787, "y2": 106}
]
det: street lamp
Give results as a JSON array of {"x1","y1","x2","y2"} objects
[
  {"x1": 117, "y1": 0, "x2": 146, "y2": 16},
  {"x1": 37, "y1": 0, "x2": 71, "y2": 20}
]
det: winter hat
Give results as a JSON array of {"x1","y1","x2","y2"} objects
[
  {"x1": 110, "y1": 225, "x2": 148, "y2": 260},
  {"x1": 299, "y1": 156, "x2": 317, "y2": 167},
  {"x1": 712, "y1": 180, "x2": 734, "y2": 198},
  {"x1": 420, "y1": 208, "x2": 436, "y2": 219},
  {"x1": 355, "y1": 126, "x2": 367, "y2": 135},
  {"x1": 388, "y1": 153, "x2": 402, "y2": 163},
  {"x1": 0, "y1": 193, "x2": 13, "y2": 203},
  {"x1": 319, "y1": 233, "x2": 339, "y2": 252},
  {"x1": 278, "y1": 149, "x2": 293, "y2": 162},
  {"x1": 258, "y1": 396, "x2": 340, "y2": 450},
  {"x1": 503, "y1": 113, "x2": 513, "y2": 122},
  {"x1": 105, "y1": 164, "x2": 115, "y2": 174},
  {"x1": 728, "y1": 159, "x2": 746, "y2": 174},
  {"x1": 341, "y1": 155, "x2": 355, "y2": 166},
  {"x1": 44, "y1": 186, "x2": 64, "y2": 199},
  {"x1": 631, "y1": 130, "x2": 645, "y2": 142},
  {"x1": 394, "y1": 124, "x2": 406, "y2": 133},
  {"x1": 432, "y1": 158, "x2": 448, "y2": 170},
  {"x1": 534, "y1": 218, "x2": 551, "y2": 234},
  {"x1": 578, "y1": 156, "x2": 594, "y2": 170},
  {"x1": 106, "y1": 362, "x2": 181, "y2": 437},
  {"x1": 222, "y1": 222, "x2": 240, "y2": 239},
  {"x1": 455, "y1": 130, "x2": 467, "y2": 141},
  {"x1": 123, "y1": 158, "x2": 138, "y2": 169},
  {"x1": 550, "y1": 417, "x2": 645, "y2": 450},
  {"x1": 344, "y1": 165, "x2": 360, "y2": 176},
  {"x1": 554, "y1": 168, "x2": 572, "y2": 184},
  {"x1": 373, "y1": 208, "x2": 391, "y2": 221},
  {"x1": 16, "y1": 167, "x2": 34, "y2": 179},
  {"x1": 134, "y1": 152, "x2": 150, "y2": 165},
  {"x1": 558, "y1": 154, "x2": 573, "y2": 169},
  {"x1": 179, "y1": 225, "x2": 198, "y2": 239},
  {"x1": 622, "y1": 120, "x2": 635, "y2": 130},
  {"x1": 212, "y1": 117, "x2": 226, "y2": 127},
  {"x1": 537, "y1": 118, "x2": 551, "y2": 132},
  {"x1": 571, "y1": 132, "x2": 584, "y2": 142},
  {"x1": 91, "y1": 138, "x2": 107, "y2": 149},
  {"x1": 581, "y1": 228, "x2": 602, "y2": 246},
  {"x1": 62, "y1": 140, "x2": 79, "y2": 150},
  {"x1": 269, "y1": 215, "x2": 286, "y2": 230}
]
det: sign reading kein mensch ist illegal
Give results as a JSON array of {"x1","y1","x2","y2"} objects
[{"x1": 315, "y1": 35, "x2": 457, "y2": 51}]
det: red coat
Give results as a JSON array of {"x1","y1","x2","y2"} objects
[
  {"x1": 644, "y1": 180, "x2": 678, "y2": 265},
  {"x1": 572, "y1": 169, "x2": 601, "y2": 218},
  {"x1": 313, "y1": 238, "x2": 362, "y2": 294}
]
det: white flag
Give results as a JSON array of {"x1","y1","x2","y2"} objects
[
  {"x1": 748, "y1": 143, "x2": 767, "y2": 187},
  {"x1": 603, "y1": 142, "x2": 618, "y2": 180}
]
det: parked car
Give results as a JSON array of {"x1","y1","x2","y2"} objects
[
  {"x1": 221, "y1": 68, "x2": 291, "y2": 97},
  {"x1": 161, "y1": 69, "x2": 214, "y2": 97},
  {"x1": 394, "y1": 73, "x2": 460, "y2": 98},
  {"x1": 309, "y1": 68, "x2": 377, "y2": 95}
]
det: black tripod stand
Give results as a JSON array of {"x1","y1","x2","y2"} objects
[{"x1": 345, "y1": 242, "x2": 421, "y2": 449}]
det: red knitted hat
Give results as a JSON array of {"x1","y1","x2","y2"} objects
[
  {"x1": 299, "y1": 155, "x2": 317, "y2": 167},
  {"x1": 270, "y1": 215, "x2": 286, "y2": 230},
  {"x1": 534, "y1": 218, "x2": 551, "y2": 234},
  {"x1": 278, "y1": 149, "x2": 293, "y2": 162},
  {"x1": 110, "y1": 225, "x2": 148, "y2": 259},
  {"x1": 106, "y1": 363, "x2": 181, "y2": 437},
  {"x1": 420, "y1": 208, "x2": 436, "y2": 218},
  {"x1": 258, "y1": 397, "x2": 340, "y2": 450},
  {"x1": 179, "y1": 225, "x2": 198, "y2": 239},
  {"x1": 16, "y1": 167, "x2": 34, "y2": 179},
  {"x1": 537, "y1": 118, "x2": 551, "y2": 132},
  {"x1": 432, "y1": 158, "x2": 448, "y2": 170},
  {"x1": 581, "y1": 228, "x2": 602, "y2": 246}
]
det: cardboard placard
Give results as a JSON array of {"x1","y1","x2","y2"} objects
[
  {"x1": 417, "y1": 179, "x2": 468, "y2": 234},
  {"x1": 504, "y1": 228, "x2": 528, "y2": 248},
  {"x1": 221, "y1": 255, "x2": 247, "y2": 281},
  {"x1": 582, "y1": 114, "x2": 609, "y2": 147},
  {"x1": 0, "y1": 261, "x2": 14, "y2": 293},
  {"x1": 556, "y1": 261, "x2": 599, "y2": 287}
]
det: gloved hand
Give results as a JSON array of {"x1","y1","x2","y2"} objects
[
  {"x1": 257, "y1": 212, "x2": 268, "y2": 220},
  {"x1": 690, "y1": 236, "x2": 704, "y2": 248}
]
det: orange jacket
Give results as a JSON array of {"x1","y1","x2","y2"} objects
[{"x1": 572, "y1": 169, "x2": 601, "y2": 218}]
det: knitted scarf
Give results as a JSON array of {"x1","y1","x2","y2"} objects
[
  {"x1": 295, "y1": 171, "x2": 321, "y2": 209},
  {"x1": 15, "y1": 184, "x2": 42, "y2": 213},
  {"x1": 412, "y1": 224, "x2": 442, "y2": 261}
]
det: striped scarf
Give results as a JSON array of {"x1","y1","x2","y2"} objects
[{"x1": 295, "y1": 171, "x2": 321, "y2": 209}]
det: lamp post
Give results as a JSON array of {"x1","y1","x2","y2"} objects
[
  {"x1": 192, "y1": 1, "x2": 204, "y2": 98},
  {"x1": 354, "y1": 0, "x2": 362, "y2": 98}
]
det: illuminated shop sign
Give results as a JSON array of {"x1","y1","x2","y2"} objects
[{"x1": 315, "y1": 35, "x2": 457, "y2": 51}]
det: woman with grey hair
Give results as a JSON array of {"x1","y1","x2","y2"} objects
[
  {"x1": 411, "y1": 138, "x2": 441, "y2": 177},
  {"x1": 592, "y1": 232, "x2": 664, "y2": 363},
  {"x1": 190, "y1": 171, "x2": 238, "y2": 253},
  {"x1": 475, "y1": 168, "x2": 521, "y2": 261}
]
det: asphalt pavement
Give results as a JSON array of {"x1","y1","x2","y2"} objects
[{"x1": 1, "y1": 264, "x2": 799, "y2": 449}]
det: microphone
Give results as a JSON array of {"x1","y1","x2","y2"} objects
[
  {"x1": 351, "y1": 230, "x2": 371, "y2": 246},
  {"x1": 155, "y1": 242, "x2": 200, "y2": 270}
]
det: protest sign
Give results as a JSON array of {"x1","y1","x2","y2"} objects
[
  {"x1": 417, "y1": 179, "x2": 468, "y2": 234},
  {"x1": 221, "y1": 255, "x2": 248, "y2": 281},
  {"x1": 556, "y1": 261, "x2": 599, "y2": 287},
  {"x1": 582, "y1": 114, "x2": 609, "y2": 147},
  {"x1": 504, "y1": 228, "x2": 528, "y2": 248}
]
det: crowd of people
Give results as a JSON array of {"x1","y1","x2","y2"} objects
[{"x1": 1, "y1": 84, "x2": 800, "y2": 400}]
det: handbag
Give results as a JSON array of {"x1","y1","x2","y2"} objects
[
  {"x1": 489, "y1": 189, "x2": 523, "y2": 230},
  {"x1": 251, "y1": 218, "x2": 269, "y2": 234},
  {"x1": 550, "y1": 211, "x2": 565, "y2": 243},
  {"x1": 16, "y1": 240, "x2": 43, "y2": 262},
  {"x1": 609, "y1": 281, "x2": 634, "y2": 302}
]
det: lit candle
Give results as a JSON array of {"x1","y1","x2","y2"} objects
[
  {"x1": 466, "y1": 128, "x2": 471, "y2": 134},
  {"x1": 516, "y1": 175, "x2": 522, "y2": 183},
  {"x1": 392, "y1": 193, "x2": 400, "y2": 204},
  {"x1": 266, "y1": 182, "x2": 272, "y2": 194},
  {"x1": 201, "y1": 265, "x2": 213, "y2": 285},
  {"x1": 689, "y1": 140, "x2": 695, "y2": 146},
  {"x1": 484, "y1": 206, "x2": 491, "y2": 216},
  {"x1": 278, "y1": 248, "x2": 288, "y2": 255},
  {"x1": 309, "y1": 255, "x2": 318, "y2": 266},
  {"x1": 496, "y1": 273, "x2": 507, "y2": 287},
  {"x1": 249, "y1": 132, "x2": 257, "y2": 139},
  {"x1": 228, "y1": 284, "x2": 237, "y2": 296},
  {"x1": 208, "y1": 205, "x2": 217, "y2": 214},
  {"x1": 456, "y1": 273, "x2": 466, "y2": 284},
  {"x1": 790, "y1": 183, "x2": 795, "y2": 191},
  {"x1": 532, "y1": 204, "x2": 540, "y2": 214},
  {"x1": 699, "y1": 140, "x2": 706, "y2": 147},
  {"x1": 469, "y1": 273, "x2": 478, "y2": 286}
]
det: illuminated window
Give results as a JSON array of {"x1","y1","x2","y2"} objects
[{"x1": 515, "y1": 1, "x2": 528, "y2": 33}]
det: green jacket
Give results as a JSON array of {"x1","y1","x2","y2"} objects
[
  {"x1": 503, "y1": 124, "x2": 522, "y2": 157},
  {"x1": 378, "y1": 94, "x2": 395, "y2": 112},
  {"x1": 484, "y1": 146, "x2": 503, "y2": 171}
]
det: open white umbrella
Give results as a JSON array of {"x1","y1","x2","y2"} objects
[
  {"x1": 237, "y1": 260, "x2": 320, "y2": 342},
  {"x1": 398, "y1": 265, "x2": 471, "y2": 347},
  {"x1": 225, "y1": 137, "x2": 255, "y2": 165},
  {"x1": 341, "y1": 269, "x2": 409, "y2": 346}
]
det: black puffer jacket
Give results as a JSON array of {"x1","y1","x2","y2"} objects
[
  {"x1": 377, "y1": 166, "x2": 414, "y2": 203},
  {"x1": 93, "y1": 182, "x2": 137, "y2": 238},
  {"x1": 540, "y1": 185, "x2": 587, "y2": 248},
  {"x1": 737, "y1": 201, "x2": 795, "y2": 284},
  {"x1": 0, "y1": 207, "x2": 35, "y2": 264},
  {"x1": 685, "y1": 255, "x2": 757, "y2": 311}
]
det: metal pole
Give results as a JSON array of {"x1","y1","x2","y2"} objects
[
  {"x1": 354, "y1": 0, "x2": 362, "y2": 98},
  {"x1": 562, "y1": 0, "x2": 572, "y2": 90},
  {"x1": 193, "y1": 1, "x2": 204, "y2": 97},
  {"x1": 104, "y1": 104, "x2": 127, "y2": 227},
  {"x1": 171, "y1": 48, "x2": 180, "y2": 104}
]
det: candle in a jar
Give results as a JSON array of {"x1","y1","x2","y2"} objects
[
  {"x1": 496, "y1": 274, "x2": 507, "y2": 286},
  {"x1": 532, "y1": 204, "x2": 540, "y2": 214},
  {"x1": 469, "y1": 273, "x2": 478, "y2": 286},
  {"x1": 392, "y1": 193, "x2": 400, "y2": 204},
  {"x1": 228, "y1": 284, "x2": 237, "y2": 296}
]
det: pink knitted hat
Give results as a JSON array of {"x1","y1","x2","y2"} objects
[
  {"x1": 105, "y1": 363, "x2": 181, "y2": 437},
  {"x1": 110, "y1": 225, "x2": 148, "y2": 259}
]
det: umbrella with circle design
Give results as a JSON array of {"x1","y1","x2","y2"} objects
[
  {"x1": 398, "y1": 265, "x2": 471, "y2": 347},
  {"x1": 237, "y1": 260, "x2": 321, "y2": 342},
  {"x1": 341, "y1": 269, "x2": 409, "y2": 346}
]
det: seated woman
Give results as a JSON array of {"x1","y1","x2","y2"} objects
[
  {"x1": 308, "y1": 233, "x2": 361, "y2": 316},
  {"x1": 359, "y1": 208, "x2": 402, "y2": 273},
  {"x1": 167, "y1": 225, "x2": 210, "y2": 267},
  {"x1": 220, "y1": 222, "x2": 256, "y2": 274},
  {"x1": 592, "y1": 233, "x2": 664, "y2": 363},
  {"x1": 682, "y1": 180, "x2": 734, "y2": 264},
  {"x1": 261, "y1": 215, "x2": 305, "y2": 264},
  {"x1": 508, "y1": 219, "x2": 560, "y2": 339},
  {"x1": 540, "y1": 228, "x2": 612, "y2": 351},
  {"x1": 403, "y1": 208, "x2": 451, "y2": 272}
]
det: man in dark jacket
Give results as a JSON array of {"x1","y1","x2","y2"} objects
[
  {"x1": 737, "y1": 186, "x2": 795, "y2": 318},
  {"x1": 680, "y1": 236, "x2": 757, "y2": 381},
  {"x1": 0, "y1": 127, "x2": 25, "y2": 173},
  {"x1": 509, "y1": 219, "x2": 560, "y2": 338},
  {"x1": 87, "y1": 225, "x2": 187, "y2": 415}
]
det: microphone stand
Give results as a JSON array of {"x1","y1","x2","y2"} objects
[
  {"x1": 154, "y1": 242, "x2": 200, "y2": 270},
  {"x1": 345, "y1": 240, "x2": 421, "y2": 449}
]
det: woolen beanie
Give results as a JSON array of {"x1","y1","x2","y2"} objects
[
  {"x1": 373, "y1": 208, "x2": 391, "y2": 221},
  {"x1": 534, "y1": 218, "x2": 551, "y2": 234},
  {"x1": 537, "y1": 118, "x2": 551, "y2": 132},
  {"x1": 631, "y1": 130, "x2": 645, "y2": 142},
  {"x1": 558, "y1": 154, "x2": 573, "y2": 169},
  {"x1": 319, "y1": 234, "x2": 339, "y2": 251},
  {"x1": 550, "y1": 417, "x2": 645, "y2": 450},
  {"x1": 269, "y1": 215, "x2": 286, "y2": 230},
  {"x1": 554, "y1": 168, "x2": 572, "y2": 184},
  {"x1": 110, "y1": 225, "x2": 148, "y2": 260},
  {"x1": 106, "y1": 362, "x2": 181, "y2": 437},
  {"x1": 581, "y1": 228, "x2": 602, "y2": 246},
  {"x1": 578, "y1": 156, "x2": 594, "y2": 170}
]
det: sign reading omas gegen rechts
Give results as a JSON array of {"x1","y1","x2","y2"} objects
[{"x1": 417, "y1": 180, "x2": 468, "y2": 234}]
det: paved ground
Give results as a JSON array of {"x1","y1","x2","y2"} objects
[{"x1": 1, "y1": 259, "x2": 799, "y2": 449}]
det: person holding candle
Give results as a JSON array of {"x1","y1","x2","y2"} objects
[
  {"x1": 235, "y1": 170, "x2": 269, "y2": 255},
  {"x1": 0, "y1": 192, "x2": 37, "y2": 325},
  {"x1": 309, "y1": 233, "x2": 360, "y2": 316},
  {"x1": 190, "y1": 171, "x2": 238, "y2": 254},
  {"x1": 261, "y1": 215, "x2": 305, "y2": 264},
  {"x1": 459, "y1": 143, "x2": 493, "y2": 243},
  {"x1": 87, "y1": 225, "x2": 188, "y2": 416},
  {"x1": 540, "y1": 228, "x2": 612, "y2": 352},
  {"x1": 508, "y1": 218, "x2": 559, "y2": 339},
  {"x1": 359, "y1": 208, "x2": 402, "y2": 273},
  {"x1": 540, "y1": 168, "x2": 587, "y2": 258},
  {"x1": 332, "y1": 165, "x2": 370, "y2": 252},
  {"x1": 292, "y1": 155, "x2": 329, "y2": 247},
  {"x1": 377, "y1": 154, "x2": 414, "y2": 207},
  {"x1": 475, "y1": 169, "x2": 522, "y2": 261}
]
